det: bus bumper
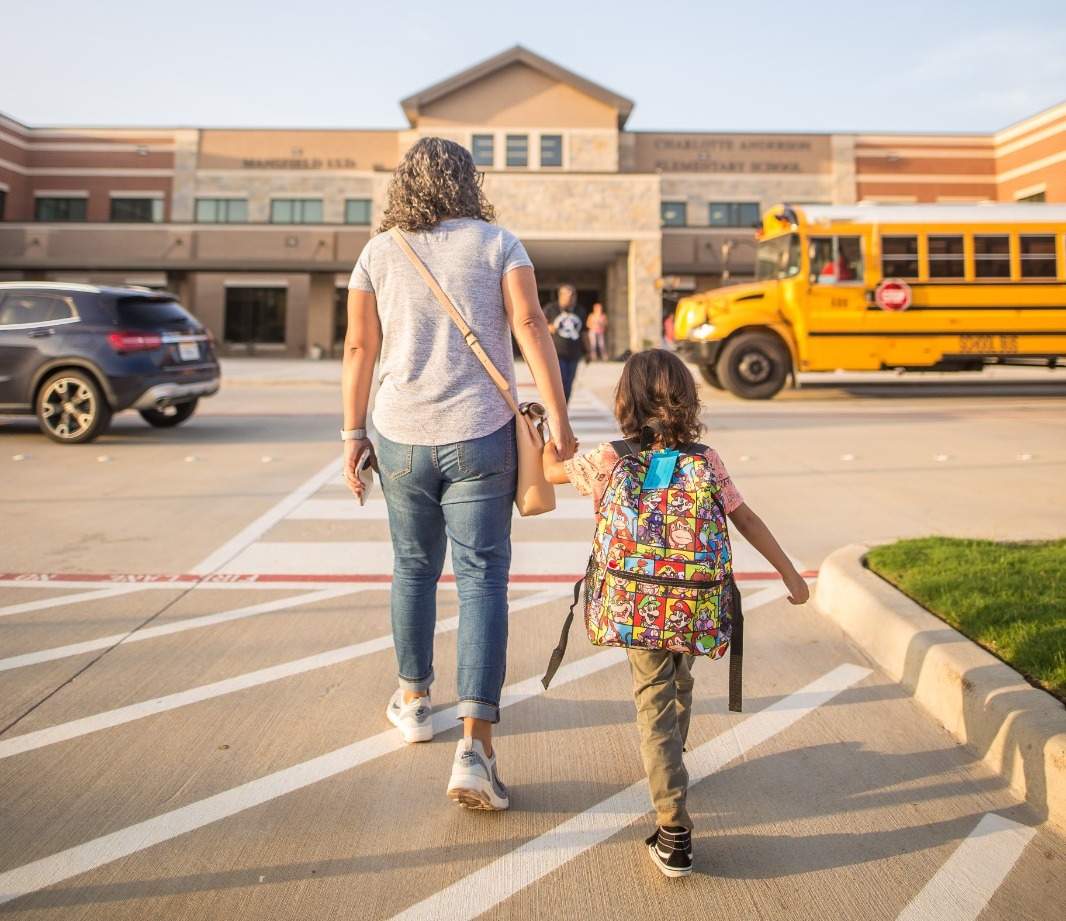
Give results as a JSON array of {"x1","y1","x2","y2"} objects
[{"x1": 676, "y1": 338, "x2": 722, "y2": 366}]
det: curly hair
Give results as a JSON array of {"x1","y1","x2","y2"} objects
[
  {"x1": 614, "y1": 349, "x2": 703, "y2": 448},
  {"x1": 378, "y1": 137, "x2": 496, "y2": 232}
]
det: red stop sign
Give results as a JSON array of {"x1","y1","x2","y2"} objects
[{"x1": 876, "y1": 279, "x2": 912, "y2": 312}]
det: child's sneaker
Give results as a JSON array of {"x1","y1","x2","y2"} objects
[
  {"x1": 385, "y1": 689, "x2": 433, "y2": 743},
  {"x1": 645, "y1": 826, "x2": 693, "y2": 877},
  {"x1": 446, "y1": 738, "x2": 510, "y2": 811}
]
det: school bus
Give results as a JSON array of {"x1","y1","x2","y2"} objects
[{"x1": 673, "y1": 203, "x2": 1066, "y2": 398}]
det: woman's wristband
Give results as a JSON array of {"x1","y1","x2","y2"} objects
[{"x1": 341, "y1": 427, "x2": 367, "y2": 441}]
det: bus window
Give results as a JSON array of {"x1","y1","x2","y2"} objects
[
  {"x1": 928, "y1": 235, "x2": 965, "y2": 278},
  {"x1": 974, "y1": 235, "x2": 1011, "y2": 278},
  {"x1": 881, "y1": 235, "x2": 918, "y2": 278},
  {"x1": 755, "y1": 234, "x2": 801, "y2": 280},
  {"x1": 810, "y1": 236, "x2": 862, "y2": 284},
  {"x1": 1020, "y1": 235, "x2": 1057, "y2": 278}
]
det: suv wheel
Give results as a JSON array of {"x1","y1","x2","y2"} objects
[
  {"x1": 139, "y1": 398, "x2": 199, "y2": 428},
  {"x1": 717, "y1": 332, "x2": 791, "y2": 400},
  {"x1": 36, "y1": 371, "x2": 112, "y2": 444},
  {"x1": 698, "y1": 363, "x2": 725, "y2": 390}
]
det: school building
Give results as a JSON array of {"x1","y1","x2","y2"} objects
[{"x1": 2, "y1": 45, "x2": 1064, "y2": 357}]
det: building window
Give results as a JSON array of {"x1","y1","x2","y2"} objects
[
  {"x1": 810, "y1": 236, "x2": 863, "y2": 284},
  {"x1": 196, "y1": 198, "x2": 248, "y2": 223},
  {"x1": 661, "y1": 202, "x2": 687, "y2": 227},
  {"x1": 708, "y1": 202, "x2": 760, "y2": 227},
  {"x1": 974, "y1": 235, "x2": 1011, "y2": 279},
  {"x1": 505, "y1": 135, "x2": 528, "y2": 168},
  {"x1": 471, "y1": 134, "x2": 495, "y2": 167},
  {"x1": 1017, "y1": 190, "x2": 1046, "y2": 203},
  {"x1": 270, "y1": 199, "x2": 323, "y2": 224},
  {"x1": 35, "y1": 197, "x2": 87, "y2": 222},
  {"x1": 1019, "y1": 235, "x2": 1057, "y2": 278},
  {"x1": 344, "y1": 199, "x2": 371, "y2": 225},
  {"x1": 927, "y1": 235, "x2": 964, "y2": 278},
  {"x1": 881, "y1": 235, "x2": 919, "y2": 278},
  {"x1": 110, "y1": 197, "x2": 163, "y2": 223},
  {"x1": 540, "y1": 134, "x2": 563, "y2": 168},
  {"x1": 224, "y1": 287, "x2": 287, "y2": 344},
  {"x1": 0, "y1": 189, "x2": 6, "y2": 221}
]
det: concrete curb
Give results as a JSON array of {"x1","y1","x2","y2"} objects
[{"x1": 815, "y1": 543, "x2": 1066, "y2": 832}]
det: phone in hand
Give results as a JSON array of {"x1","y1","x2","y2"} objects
[{"x1": 356, "y1": 447, "x2": 374, "y2": 507}]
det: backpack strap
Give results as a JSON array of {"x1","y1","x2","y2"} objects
[
  {"x1": 541, "y1": 571, "x2": 586, "y2": 689},
  {"x1": 727, "y1": 577, "x2": 743, "y2": 712},
  {"x1": 611, "y1": 439, "x2": 637, "y2": 458}
]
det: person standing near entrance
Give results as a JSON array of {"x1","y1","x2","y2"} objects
[
  {"x1": 544, "y1": 283, "x2": 586, "y2": 401},
  {"x1": 340, "y1": 137, "x2": 577, "y2": 811},
  {"x1": 587, "y1": 301, "x2": 608, "y2": 361}
]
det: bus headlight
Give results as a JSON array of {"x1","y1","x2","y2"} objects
[{"x1": 691, "y1": 323, "x2": 717, "y2": 340}]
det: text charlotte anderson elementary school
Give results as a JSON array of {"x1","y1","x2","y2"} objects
[{"x1": 1, "y1": 46, "x2": 1064, "y2": 357}]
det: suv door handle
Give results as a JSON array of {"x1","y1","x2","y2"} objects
[{"x1": 28, "y1": 328, "x2": 55, "y2": 338}]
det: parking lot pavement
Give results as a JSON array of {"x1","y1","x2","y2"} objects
[{"x1": 0, "y1": 364, "x2": 1064, "y2": 919}]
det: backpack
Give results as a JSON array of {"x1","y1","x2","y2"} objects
[{"x1": 542, "y1": 439, "x2": 745, "y2": 711}]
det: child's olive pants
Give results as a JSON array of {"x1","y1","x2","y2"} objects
[{"x1": 626, "y1": 649, "x2": 695, "y2": 830}]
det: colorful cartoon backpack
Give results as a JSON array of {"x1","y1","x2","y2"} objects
[{"x1": 542, "y1": 438, "x2": 744, "y2": 711}]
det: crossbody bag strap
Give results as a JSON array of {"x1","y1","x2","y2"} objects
[{"x1": 388, "y1": 226, "x2": 520, "y2": 416}]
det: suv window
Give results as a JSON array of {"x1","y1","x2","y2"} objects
[
  {"x1": 0, "y1": 293, "x2": 75, "y2": 326},
  {"x1": 115, "y1": 297, "x2": 193, "y2": 327}
]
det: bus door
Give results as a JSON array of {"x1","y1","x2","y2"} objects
[{"x1": 803, "y1": 235, "x2": 871, "y2": 369}]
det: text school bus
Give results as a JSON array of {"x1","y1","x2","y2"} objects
[{"x1": 673, "y1": 203, "x2": 1066, "y2": 398}]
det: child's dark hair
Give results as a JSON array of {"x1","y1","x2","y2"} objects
[{"x1": 614, "y1": 349, "x2": 703, "y2": 447}]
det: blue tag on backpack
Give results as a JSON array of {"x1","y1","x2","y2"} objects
[{"x1": 643, "y1": 450, "x2": 679, "y2": 490}]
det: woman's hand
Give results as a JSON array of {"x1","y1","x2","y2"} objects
[
  {"x1": 550, "y1": 415, "x2": 578, "y2": 460},
  {"x1": 783, "y1": 569, "x2": 810, "y2": 605},
  {"x1": 342, "y1": 437, "x2": 376, "y2": 502}
]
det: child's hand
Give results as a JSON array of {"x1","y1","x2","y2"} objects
[{"x1": 784, "y1": 570, "x2": 810, "y2": 605}]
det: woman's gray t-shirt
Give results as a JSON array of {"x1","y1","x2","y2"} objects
[{"x1": 348, "y1": 217, "x2": 533, "y2": 446}]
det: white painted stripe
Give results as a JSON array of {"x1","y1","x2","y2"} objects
[
  {"x1": 218, "y1": 539, "x2": 791, "y2": 577},
  {"x1": 390, "y1": 662, "x2": 873, "y2": 921},
  {"x1": 0, "y1": 579, "x2": 617, "y2": 592},
  {"x1": 0, "y1": 585, "x2": 145, "y2": 619},
  {"x1": 289, "y1": 497, "x2": 595, "y2": 521},
  {"x1": 895, "y1": 813, "x2": 1035, "y2": 921},
  {"x1": 0, "y1": 588, "x2": 568, "y2": 760},
  {"x1": 0, "y1": 589, "x2": 791, "y2": 904},
  {"x1": 0, "y1": 588, "x2": 358, "y2": 674},
  {"x1": 190, "y1": 456, "x2": 343, "y2": 575}
]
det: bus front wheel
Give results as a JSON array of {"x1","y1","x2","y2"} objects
[
  {"x1": 698, "y1": 363, "x2": 725, "y2": 390},
  {"x1": 718, "y1": 332, "x2": 790, "y2": 400}
]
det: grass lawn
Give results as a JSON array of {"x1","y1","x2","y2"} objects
[{"x1": 865, "y1": 537, "x2": 1066, "y2": 702}]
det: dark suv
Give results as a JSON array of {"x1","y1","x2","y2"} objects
[{"x1": 0, "y1": 283, "x2": 220, "y2": 443}]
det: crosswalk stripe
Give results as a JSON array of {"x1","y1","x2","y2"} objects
[
  {"x1": 0, "y1": 588, "x2": 569, "y2": 760},
  {"x1": 216, "y1": 539, "x2": 790, "y2": 577},
  {"x1": 0, "y1": 587, "x2": 787, "y2": 906},
  {"x1": 390, "y1": 662, "x2": 873, "y2": 921},
  {"x1": 0, "y1": 585, "x2": 147, "y2": 619}
]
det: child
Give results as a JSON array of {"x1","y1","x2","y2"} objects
[{"x1": 542, "y1": 348, "x2": 809, "y2": 878}]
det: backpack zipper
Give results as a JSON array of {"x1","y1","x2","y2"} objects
[{"x1": 605, "y1": 567, "x2": 725, "y2": 590}]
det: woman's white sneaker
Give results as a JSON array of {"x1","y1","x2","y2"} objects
[
  {"x1": 386, "y1": 689, "x2": 433, "y2": 743},
  {"x1": 446, "y1": 738, "x2": 510, "y2": 811}
]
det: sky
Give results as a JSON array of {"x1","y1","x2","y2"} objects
[{"x1": 5, "y1": 0, "x2": 1066, "y2": 133}]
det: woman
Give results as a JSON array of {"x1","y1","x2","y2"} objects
[
  {"x1": 587, "y1": 301, "x2": 608, "y2": 361},
  {"x1": 340, "y1": 137, "x2": 577, "y2": 812}
]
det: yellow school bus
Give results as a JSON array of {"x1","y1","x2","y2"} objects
[{"x1": 673, "y1": 203, "x2": 1066, "y2": 398}]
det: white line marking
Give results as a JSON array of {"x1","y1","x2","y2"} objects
[
  {"x1": 0, "y1": 589, "x2": 791, "y2": 905},
  {"x1": 0, "y1": 589, "x2": 568, "y2": 760},
  {"x1": 0, "y1": 588, "x2": 359, "y2": 674},
  {"x1": 0, "y1": 579, "x2": 611, "y2": 592},
  {"x1": 0, "y1": 585, "x2": 146, "y2": 619},
  {"x1": 190, "y1": 456, "x2": 343, "y2": 574},
  {"x1": 218, "y1": 539, "x2": 790, "y2": 577},
  {"x1": 895, "y1": 813, "x2": 1036, "y2": 921},
  {"x1": 288, "y1": 497, "x2": 595, "y2": 521},
  {"x1": 391, "y1": 662, "x2": 873, "y2": 921}
]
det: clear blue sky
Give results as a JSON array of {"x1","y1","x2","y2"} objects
[{"x1": 6, "y1": 0, "x2": 1066, "y2": 133}]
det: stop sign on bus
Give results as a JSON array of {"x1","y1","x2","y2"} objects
[{"x1": 876, "y1": 279, "x2": 912, "y2": 312}]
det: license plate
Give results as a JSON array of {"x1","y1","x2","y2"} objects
[{"x1": 178, "y1": 341, "x2": 200, "y2": 361}]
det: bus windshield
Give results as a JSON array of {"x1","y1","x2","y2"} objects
[{"x1": 756, "y1": 234, "x2": 801, "y2": 281}]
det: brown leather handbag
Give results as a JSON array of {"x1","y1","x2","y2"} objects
[{"x1": 388, "y1": 227, "x2": 556, "y2": 516}]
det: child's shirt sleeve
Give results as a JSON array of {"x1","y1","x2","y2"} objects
[
  {"x1": 704, "y1": 448, "x2": 744, "y2": 514},
  {"x1": 562, "y1": 442, "x2": 620, "y2": 508}
]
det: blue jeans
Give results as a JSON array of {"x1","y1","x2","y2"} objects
[
  {"x1": 376, "y1": 417, "x2": 517, "y2": 723},
  {"x1": 558, "y1": 357, "x2": 579, "y2": 402}
]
